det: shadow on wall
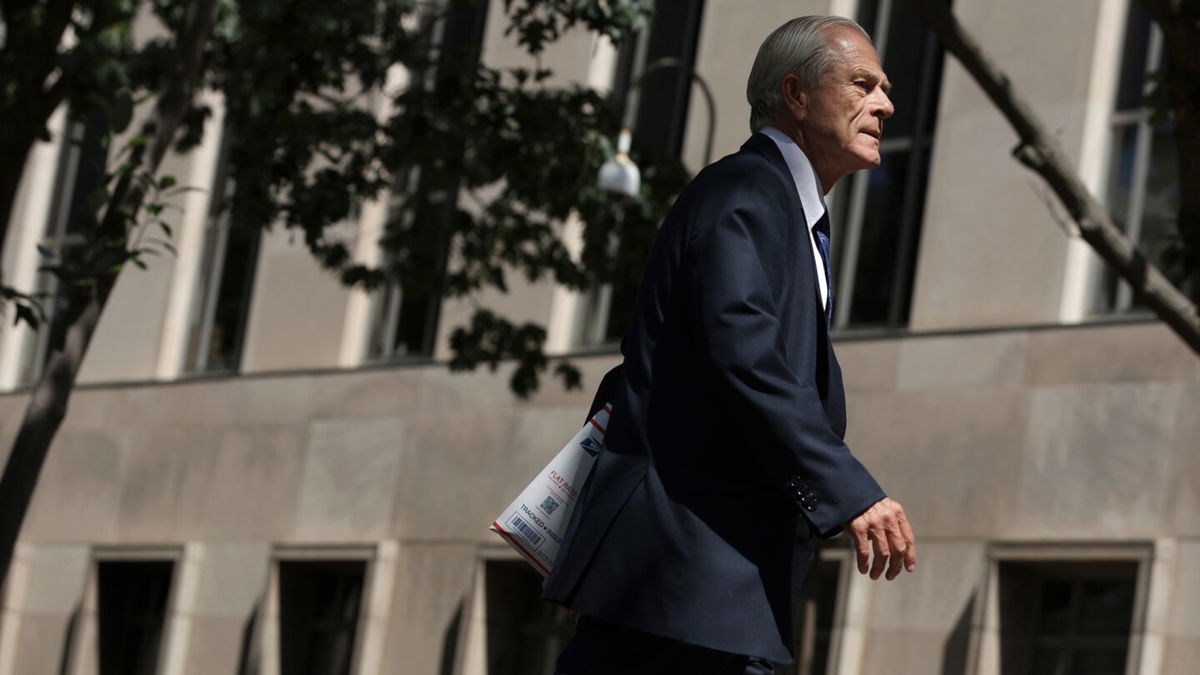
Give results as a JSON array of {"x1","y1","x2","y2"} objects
[
  {"x1": 55, "y1": 603, "x2": 81, "y2": 675},
  {"x1": 236, "y1": 600, "x2": 260, "y2": 675},
  {"x1": 940, "y1": 594, "x2": 974, "y2": 675},
  {"x1": 439, "y1": 600, "x2": 464, "y2": 675}
]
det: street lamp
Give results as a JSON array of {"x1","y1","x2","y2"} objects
[{"x1": 597, "y1": 57, "x2": 717, "y2": 197}]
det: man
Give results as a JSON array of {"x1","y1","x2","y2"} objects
[{"x1": 544, "y1": 16, "x2": 917, "y2": 674}]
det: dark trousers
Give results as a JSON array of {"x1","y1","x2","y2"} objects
[{"x1": 555, "y1": 615, "x2": 776, "y2": 675}]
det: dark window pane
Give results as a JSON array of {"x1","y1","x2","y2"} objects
[
  {"x1": 62, "y1": 109, "x2": 111, "y2": 236},
  {"x1": 876, "y1": 7, "x2": 922, "y2": 138},
  {"x1": 849, "y1": 150, "x2": 910, "y2": 325},
  {"x1": 857, "y1": 0, "x2": 881, "y2": 37},
  {"x1": 395, "y1": 281, "x2": 439, "y2": 356},
  {"x1": 1105, "y1": 124, "x2": 1139, "y2": 224},
  {"x1": 1070, "y1": 647, "x2": 1129, "y2": 675},
  {"x1": 97, "y1": 561, "x2": 174, "y2": 675},
  {"x1": 485, "y1": 560, "x2": 576, "y2": 675},
  {"x1": 1141, "y1": 123, "x2": 1181, "y2": 272},
  {"x1": 279, "y1": 560, "x2": 366, "y2": 675},
  {"x1": 1036, "y1": 579, "x2": 1074, "y2": 636},
  {"x1": 1077, "y1": 579, "x2": 1136, "y2": 636},
  {"x1": 1115, "y1": 1, "x2": 1153, "y2": 111},
  {"x1": 631, "y1": 0, "x2": 706, "y2": 158},
  {"x1": 369, "y1": 3, "x2": 488, "y2": 358},
  {"x1": 1099, "y1": 122, "x2": 1181, "y2": 312},
  {"x1": 838, "y1": 0, "x2": 945, "y2": 330},
  {"x1": 999, "y1": 561, "x2": 1138, "y2": 675},
  {"x1": 205, "y1": 224, "x2": 260, "y2": 372},
  {"x1": 1097, "y1": 123, "x2": 1140, "y2": 310},
  {"x1": 1031, "y1": 646, "x2": 1065, "y2": 675}
]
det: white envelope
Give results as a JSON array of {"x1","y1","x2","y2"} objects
[{"x1": 490, "y1": 404, "x2": 611, "y2": 576}]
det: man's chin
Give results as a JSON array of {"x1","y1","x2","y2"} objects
[{"x1": 852, "y1": 153, "x2": 882, "y2": 171}]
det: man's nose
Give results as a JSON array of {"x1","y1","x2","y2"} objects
[{"x1": 874, "y1": 90, "x2": 895, "y2": 119}]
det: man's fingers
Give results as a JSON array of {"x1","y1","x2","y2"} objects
[
  {"x1": 885, "y1": 523, "x2": 906, "y2": 580},
  {"x1": 898, "y1": 511, "x2": 917, "y2": 572},
  {"x1": 868, "y1": 529, "x2": 888, "y2": 580},
  {"x1": 850, "y1": 525, "x2": 870, "y2": 574},
  {"x1": 845, "y1": 498, "x2": 918, "y2": 580}
]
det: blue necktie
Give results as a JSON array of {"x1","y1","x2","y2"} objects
[{"x1": 813, "y1": 212, "x2": 833, "y2": 330}]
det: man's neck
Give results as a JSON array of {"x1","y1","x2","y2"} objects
[
  {"x1": 764, "y1": 121, "x2": 829, "y2": 195},
  {"x1": 767, "y1": 118, "x2": 846, "y2": 194}
]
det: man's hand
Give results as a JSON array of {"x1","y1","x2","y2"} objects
[{"x1": 843, "y1": 498, "x2": 916, "y2": 581}]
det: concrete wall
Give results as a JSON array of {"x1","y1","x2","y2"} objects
[{"x1": 2, "y1": 323, "x2": 1198, "y2": 674}]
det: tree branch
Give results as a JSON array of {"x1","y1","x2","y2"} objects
[
  {"x1": 906, "y1": 0, "x2": 1200, "y2": 356},
  {"x1": 0, "y1": 0, "x2": 220, "y2": 588}
]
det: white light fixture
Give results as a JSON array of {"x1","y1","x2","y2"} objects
[
  {"x1": 595, "y1": 57, "x2": 716, "y2": 197},
  {"x1": 597, "y1": 128, "x2": 640, "y2": 198}
]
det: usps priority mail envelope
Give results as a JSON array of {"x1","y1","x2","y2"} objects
[{"x1": 490, "y1": 404, "x2": 611, "y2": 576}]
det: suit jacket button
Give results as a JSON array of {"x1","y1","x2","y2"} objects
[{"x1": 804, "y1": 503, "x2": 817, "y2": 512}]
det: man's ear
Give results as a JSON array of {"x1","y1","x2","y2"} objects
[{"x1": 781, "y1": 74, "x2": 808, "y2": 122}]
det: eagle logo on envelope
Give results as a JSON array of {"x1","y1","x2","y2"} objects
[
  {"x1": 579, "y1": 436, "x2": 602, "y2": 458},
  {"x1": 490, "y1": 404, "x2": 612, "y2": 576}
]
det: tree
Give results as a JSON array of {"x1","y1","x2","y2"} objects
[
  {"x1": 906, "y1": 0, "x2": 1200, "y2": 354},
  {"x1": 0, "y1": 0, "x2": 687, "y2": 587}
]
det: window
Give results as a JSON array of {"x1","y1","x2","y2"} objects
[
  {"x1": 97, "y1": 560, "x2": 174, "y2": 675},
  {"x1": 574, "y1": 0, "x2": 705, "y2": 346},
  {"x1": 366, "y1": 1, "x2": 489, "y2": 361},
  {"x1": 364, "y1": 172, "x2": 445, "y2": 361},
  {"x1": 278, "y1": 560, "x2": 367, "y2": 675},
  {"x1": 184, "y1": 129, "x2": 260, "y2": 373},
  {"x1": 483, "y1": 559, "x2": 576, "y2": 675},
  {"x1": 20, "y1": 108, "x2": 109, "y2": 383},
  {"x1": 1095, "y1": 0, "x2": 1182, "y2": 313},
  {"x1": 776, "y1": 551, "x2": 847, "y2": 675},
  {"x1": 998, "y1": 560, "x2": 1138, "y2": 675},
  {"x1": 830, "y1": 0, "x2": 948, "y2": 330}
]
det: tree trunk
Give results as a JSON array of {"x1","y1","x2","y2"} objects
[
  {"x1": 0, "y1": 0, "x2": 218, "y2": 587},
  {"x1": 906, "y1": 0, "x2": 1200, "y2": 356}
]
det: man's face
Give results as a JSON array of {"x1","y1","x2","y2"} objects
[{"x1": 794, "y1": 27, "x2": 894, "y2": 187}]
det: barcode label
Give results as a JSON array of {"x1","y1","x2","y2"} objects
[{"x1": 508, "y1": 515, "x2": 544, "y2": 548}]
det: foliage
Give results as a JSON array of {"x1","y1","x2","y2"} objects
[{"x1": 1, "y1": 0, "x2": 692, "y2": 397}]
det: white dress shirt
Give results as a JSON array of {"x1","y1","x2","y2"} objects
[{"x1": 759, "y1": 126, "x2": 830, "y2": 311}]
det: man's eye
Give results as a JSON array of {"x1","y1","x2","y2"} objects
[{"x1": 854, "y1": 81, "x2": 871, "y2": 90}]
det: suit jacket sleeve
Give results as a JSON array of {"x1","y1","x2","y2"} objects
[{"x1": 687, "y1": 170, "x2": 884, "y2": 536}]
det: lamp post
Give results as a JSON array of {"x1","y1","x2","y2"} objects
[{"x1": 597, "y1": 57, "x2": 717, "y2": 197}]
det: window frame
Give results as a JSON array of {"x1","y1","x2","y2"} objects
[
  {"x1": 61, "y1": 546, "x2": 187, "y2": 675},
  {"x1": 182, "y1": 125, "x2": 262, "y2": 375},
  {"x1": 973, "y1": 541, "x2": 1156, "y2": 675},
  {"x1": 1094, "y1": 2, "x2": 1174, "y2": 315},
  {"x1": 19, "y1": 113, "x2": 108, "y2": 385},
  {"x1": 259, "y1": 543, "x2": 396, "y2": 675},
  {"x1": 454, "y1": 547, "x2": 580, "y2": 675},
  {"x1": 571, "y1": 0, "x2": 707, "y2": 349},
  {"x1": 362, "y1": 2, "x2": 490, "y2": 364},
  {"x1": 829, "y1": 0, "x2": 947, "y2": 333}
]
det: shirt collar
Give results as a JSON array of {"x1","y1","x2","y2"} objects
[{"x1": 759, "y1": 126, "x2": 827, "y2": 231}]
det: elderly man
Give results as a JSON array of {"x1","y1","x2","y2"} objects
[{"x1": 544, "y1": 16, "x2": 916, "y2": 674}]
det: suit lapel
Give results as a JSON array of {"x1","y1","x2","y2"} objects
[{"x1": 740, "y1": 133, "x2": 830, "y2": 342}]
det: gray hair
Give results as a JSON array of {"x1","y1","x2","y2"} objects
[{"x1": 746, "y1": 16, "x2": 871, "y2": 133}]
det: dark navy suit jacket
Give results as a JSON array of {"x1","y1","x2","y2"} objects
[{"x1": 543, "y1": 133, "x2": 885, "y2": 663}]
